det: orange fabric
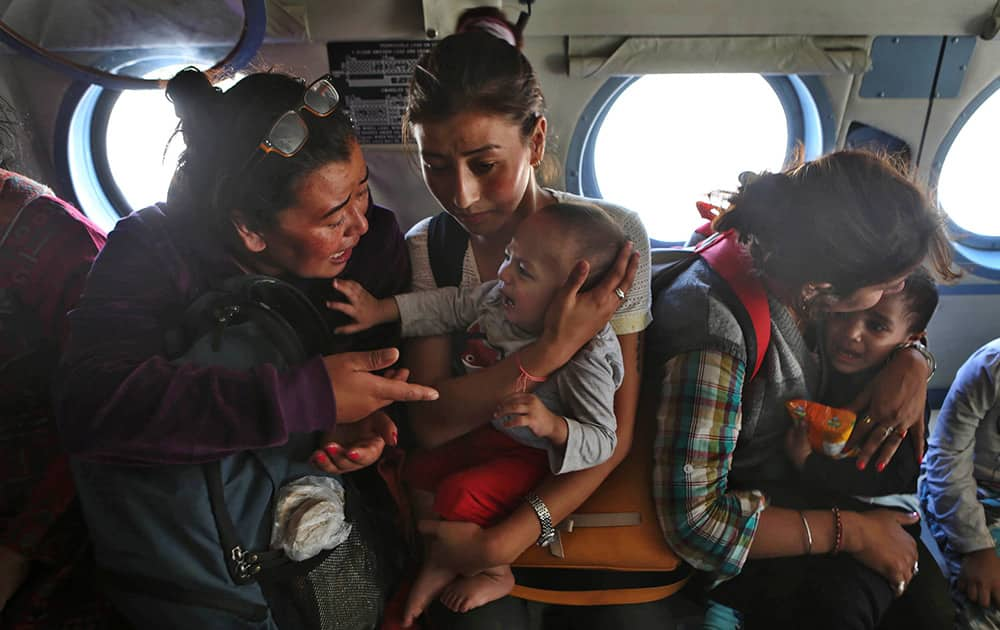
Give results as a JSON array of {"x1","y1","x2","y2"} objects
[
  {"x1": 511, "y1": 384, "x2": 684, "y2": 581},
  {"x1": 510, "y1": 576, "x2": 690, "y2": 606}
]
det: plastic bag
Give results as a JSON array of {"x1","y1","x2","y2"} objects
[{"x1": 271, "y1": 475, "x2": 353, "y2": 562}]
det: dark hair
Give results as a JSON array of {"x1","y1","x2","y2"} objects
[
  {"x1": 165, "y1": 69, "x2": 357, "y2": 236},
  {"x1": 403, "y1": 14, "x2": 544, "y2": 141},
  {"x1": 537, "y1": 202, "x2": 625, "y2": 291},
  {"x1": 455, "y1": 7, "x2": 524, "y2": 48},
  {"x1": 897, "y1": 266, "x2": 939, "y2": 333},
  {"x1": 714, "y1": 150, "x2": 958, "y2": 304}
]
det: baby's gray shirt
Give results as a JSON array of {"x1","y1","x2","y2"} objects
[{"x1": 394, "y1": 280, "x2": 623, "y2": 474}]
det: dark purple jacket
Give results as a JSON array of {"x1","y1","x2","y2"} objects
[{"x1": 55, "y1": 201, "x2": 409, "y2": 465}]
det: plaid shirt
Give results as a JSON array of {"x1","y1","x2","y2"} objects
[{"x1": 653, "y1": 349, "x2": 767, "y2": 581}]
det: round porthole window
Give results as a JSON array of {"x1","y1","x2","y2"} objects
[
  {"x1": 571, "y1": 74, "x2": 820, "y2": 244},
  {"x1": 65, "y1": 59, "x2": 240, "y2": 231},
  {"x1": 935, "y1": 80, "x2": 1000, "y2": 245}
]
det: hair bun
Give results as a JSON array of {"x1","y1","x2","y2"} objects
[
  {"x1": 166, "y1": 68, "x2": 221, "y2": 138},
  {"x1": 737, "y1": 170, "x2": 761, "y2": 190},
  {"x1": 455, "y1": 7, "x2": 522, "y2": 48}
]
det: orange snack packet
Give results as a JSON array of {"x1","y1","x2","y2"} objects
[{"x1": 785, "y1": 399, "x2": 857, "y2": 458}]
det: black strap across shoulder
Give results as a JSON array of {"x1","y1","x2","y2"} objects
[
  {"x1": 427, "y1": 212, "x2": 468, "y2": 289},
  {"x1": 203, "y1": 462, "x2": 288, "y2": 585},
  {"x1": 172, "y1": 274, "x2": 335, "y2": 586}
]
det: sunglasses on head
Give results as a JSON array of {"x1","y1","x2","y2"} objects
[
  {"x1": 220, "y1": 75, "x2": 342, "y2": 208},
  {"x1": 253, "y1": 75, "x2": 341, "y2": 158}
]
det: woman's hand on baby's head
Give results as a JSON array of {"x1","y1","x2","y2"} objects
[
  {"x1": 326, "y1": 278, "x2": 397, "y2": 335},
  {"x1": 541, "y1": 240, "x2": 638, "y2": 363},
  {"x1": 784, "y1": 421, "x2": 811, "y2": 470}
]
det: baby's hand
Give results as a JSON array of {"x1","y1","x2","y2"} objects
[
  {"x1": 495, "y1": 393, "x2": 568, "y2": 446},
  {"x1": 784, "y1": 420, "x2": 812, "y2": 470},
  {"x1": 958, "y1": 547, "x2": 1000, "y2": 609},
  {"x1": 326, "y1": 279, "x2": 397, "y2": 334}
]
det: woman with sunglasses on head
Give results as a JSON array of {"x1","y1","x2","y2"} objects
[
  {"x1": 53, "y1": 69, "x2": 438, "y2": 628},
  {"x1": 396, "y1": 9, "x2": 652, "y2": 629}
]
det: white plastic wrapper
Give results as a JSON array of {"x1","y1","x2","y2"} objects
[{"x1": 271, "y1": 475, "x2": 353, "y2": 562}]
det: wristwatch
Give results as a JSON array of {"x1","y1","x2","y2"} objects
[{"x1": 525, "y1": 491, "x2": 556, "y2": 547}]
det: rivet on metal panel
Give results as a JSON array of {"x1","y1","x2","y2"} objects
[{"x1": 426, "y1": 28, "x2": 438, "y2": 39}]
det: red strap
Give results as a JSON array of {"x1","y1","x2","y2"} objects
[
  {"x1": 694, "y1": 220, "x2": 715, "y2": 238},
  {"x1": 695, "y1": 201, "x2": 719, "y2": 221},
  {"x1": 694, "y1": 202, "x2": 719, "y2": 237},
  {"x1": 696, "y1": 231, "x2": 770, "y2": 380}
]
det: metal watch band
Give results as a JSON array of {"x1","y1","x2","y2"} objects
[
  {"x1": 525, "y1": 491, "x2": 556, "y2": 547},
  {"x1": 893, "y1": 340, "x2": 937, "y2": 381}
]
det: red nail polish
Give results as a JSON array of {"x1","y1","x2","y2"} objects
[
  {"x1": 857, "y1": 460, "x2": 867, "y2": 471},
  {"x1": 347, "y1": 451, "x2": 360, "y2": 461},
  {"x1": 324, "y1": 444, "x2": 340, "y2": 457},
  {"x1": 877, "y1": 461, "x2": 886, "y2": 472},
  {"x1": 391, "y1": 431, "x2": 398, "y2": 446}
]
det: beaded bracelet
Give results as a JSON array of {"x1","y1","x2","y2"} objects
[
  {"x1": 831, "y1": 507, "x2": 843, "y2": 555},
  {"x1": 515, "y1": 352, "x2": 547, "y2": 393}
]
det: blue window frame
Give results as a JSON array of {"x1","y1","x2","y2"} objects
[{"x1": 58, "y1": 54, "x2": 237, "y2": 232}]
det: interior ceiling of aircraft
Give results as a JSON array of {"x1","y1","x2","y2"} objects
[{"x1": 0, "y1": 1, "x2": 998, "y2": 52}]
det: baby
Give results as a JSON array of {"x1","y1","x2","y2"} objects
[
  {"x1": 785, "y1": 266, "x2": 938, "y2": 495},
  {"x1": 323, "y1": 202, "x2": 626, "y2": 624}
]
